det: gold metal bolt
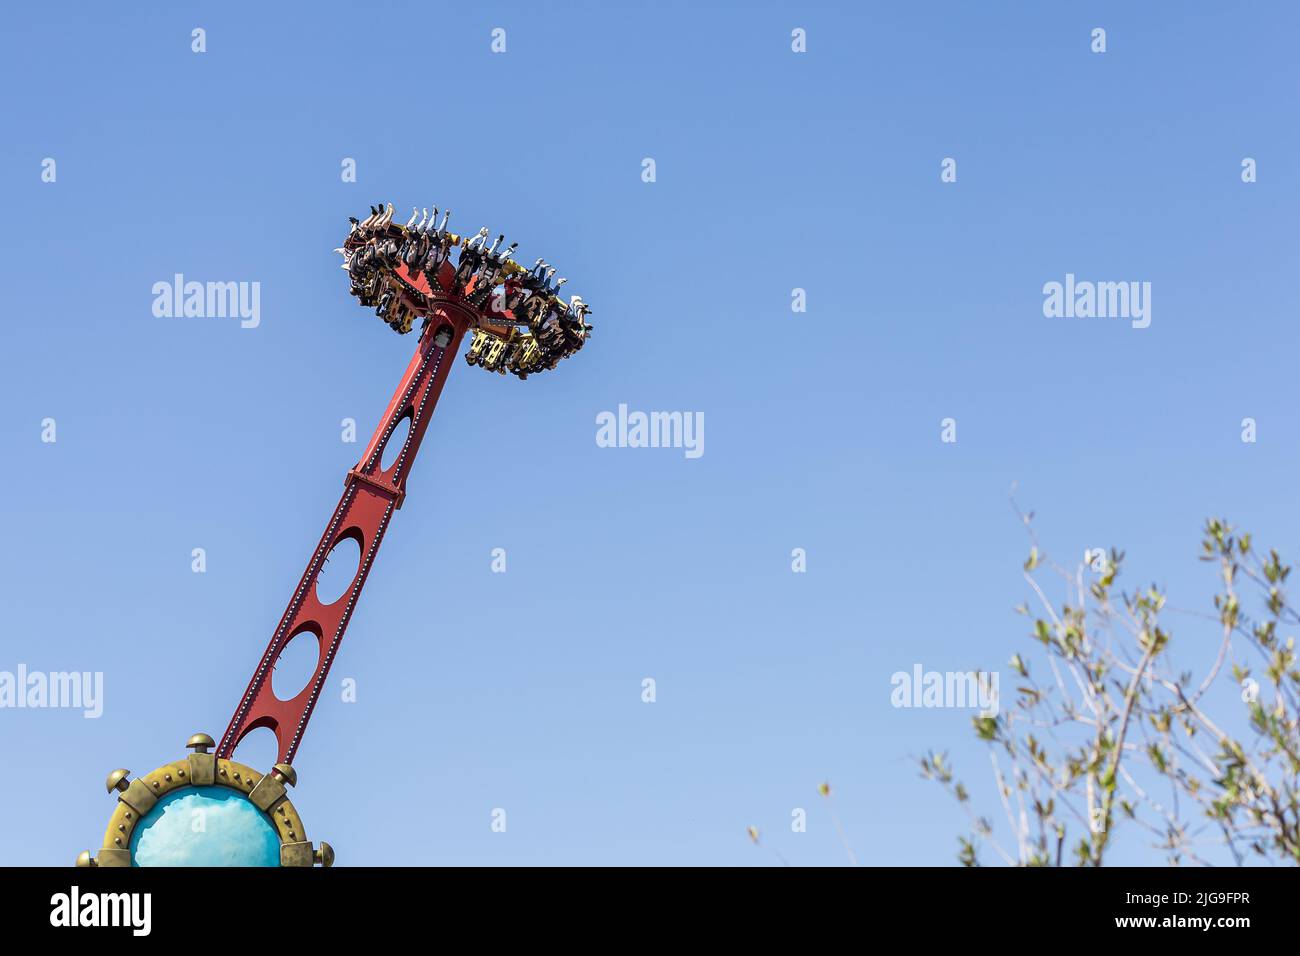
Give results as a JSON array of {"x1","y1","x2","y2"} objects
[
  {"x1": 75, "y1": 851, "x2": 96, "y2": 868},
  {"x1": 185, "y1": 733, "x2": 216, "y2": 754},
  {"x1": 105, "y1": 769, "x2": 130, "y2": 794},
  {"x1": 271, "y1": 763, "x2": 298, "y2": 788},
  {"x1": 314, "y1": 842, "x2": 335, "y2": 868}
]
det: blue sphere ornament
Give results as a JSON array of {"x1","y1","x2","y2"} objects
[{"x1": 129, "y1": 786, "x2": 281, "y2": 867}]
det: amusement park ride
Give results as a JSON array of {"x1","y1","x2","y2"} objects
[{"x1": 76, "y1": 203, "x2": 593, "y2": 867}]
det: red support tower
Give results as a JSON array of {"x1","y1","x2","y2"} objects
[
  {"x1": 216, "y1": 305, "x2": 470, "y2": 763},
  {"x1": 216, "y1": 202, "x2": 592, "y2": 766}
]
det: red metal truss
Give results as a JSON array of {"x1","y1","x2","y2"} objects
[{"x1": 216, "y1": 305, "x2": 471, "y2": 764}]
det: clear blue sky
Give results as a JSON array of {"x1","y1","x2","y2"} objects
[{"x1": 2, "y1": 1, "x2": 1297, "y2": 866}]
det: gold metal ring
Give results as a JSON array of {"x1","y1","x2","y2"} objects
[{"x1": 76, "y1": 733, "x2": 333, "y2": 868}]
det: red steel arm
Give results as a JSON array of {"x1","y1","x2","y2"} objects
[{"x1": 217, "y1": 308, "x2": 470, "y2": 763}]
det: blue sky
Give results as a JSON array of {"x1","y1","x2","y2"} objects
[{"x1": 1, "y1": 1, "x2": 1298, "y2": 865}]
